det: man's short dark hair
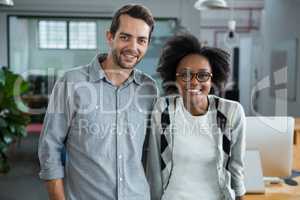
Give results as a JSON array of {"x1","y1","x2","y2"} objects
[{"x1": 110, "y1": 4, "x2": 155, "y2": 41}]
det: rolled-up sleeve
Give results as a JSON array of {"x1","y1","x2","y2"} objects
[{"x1": 38, "y1": 76, "x2": 73, "y2": 180}]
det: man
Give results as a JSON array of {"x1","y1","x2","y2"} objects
[{"x1": 38, "y1": 4, "x2": 157, "y2": 200}]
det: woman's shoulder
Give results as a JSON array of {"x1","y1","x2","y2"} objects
[
  {"x1": 154, "y1": 95, "x2": 179, "y2": 109},
  {"x1": 208, "y1": 95, "x2": 245, "y2": 117},
  {"x1": 209, "y1": 95, "x2": 242, "y2": 108}
]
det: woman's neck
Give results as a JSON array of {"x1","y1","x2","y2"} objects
[{"x1": 182, "y1": 96, "x2": 209, "y2": 116}]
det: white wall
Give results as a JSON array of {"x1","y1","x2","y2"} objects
[
  {"x1": 0, "y1": 0, "x2": 201, "y2": 67},
  {"x1": 256, "y1": 0, "x2": 300, "y2": 117}
]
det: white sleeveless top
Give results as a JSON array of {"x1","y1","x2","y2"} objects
[{"x1": 162, "y1": 98, "x2": 222, "y2": 200}]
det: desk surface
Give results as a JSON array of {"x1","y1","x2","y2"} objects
[
  {"x1": 245, "y1": 144, "x2": 300, "y2": 200},
  {"x1": 245, "y1": 177, "x2": 300, "y2": 200}
]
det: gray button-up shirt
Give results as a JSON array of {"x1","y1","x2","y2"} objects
[{"x1": 38, "y1": 54, "x2": 158, "y2": 200}]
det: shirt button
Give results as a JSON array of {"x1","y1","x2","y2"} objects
[
  {"x1": 118, "y1": 155, "x2": 122, "y2": 159},
  {"x1": 95, "y1": 105, "x2": 99, "y2": 109},
  {"x1": 119, "y1": 178, "x2": 123, "y2": 182}
]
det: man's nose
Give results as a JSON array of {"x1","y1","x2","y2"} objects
[{"x1": 128, "y1": 39, "x2": 138, "y2": 51}]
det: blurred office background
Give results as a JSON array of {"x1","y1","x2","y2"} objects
[{"x1": 0, "y1": 0, "x2": 300, "y2": 199}]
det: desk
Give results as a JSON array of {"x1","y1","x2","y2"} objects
[
  {"x1": 245, "y1": 177, "x2": 300, "y2": 200},
  {"x1": 294, "y1": 118, "x2": 300, "y2": 145},
  {"x1": 245, "y1": 144, "x2": 300, "y2": 200}
]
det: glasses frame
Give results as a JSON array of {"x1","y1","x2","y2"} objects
[{"x1": 176, "y1": 71, "x2": 213, "y2": 82}]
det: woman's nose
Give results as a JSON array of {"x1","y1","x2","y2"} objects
[{"x1": 190, "y1": 74, "x2": 199, "y2": 86}]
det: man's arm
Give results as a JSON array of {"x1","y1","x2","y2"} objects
[
  {"x1": 38, "y1": 76, "x2": 73, "y2": 198},
  {"x1": 45, "y1": 179, "x2": 65, "y2": 200}
]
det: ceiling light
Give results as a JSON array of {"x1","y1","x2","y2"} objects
[
  {"x1": 0, "y1": 0, "x2": 14, "y2": 6},
  {"x1": 224, "y1": 20, "x2": 239, "y2": 48},
  {"x1": 194, "y1": 0, "x2": 228, "y2": 10}
]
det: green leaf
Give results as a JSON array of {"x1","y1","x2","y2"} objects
[
  {"x1": 19, "y1": 128, "x2": 27, "y2": 137},
  {"x1": 0, "y1": 69, "x2": 5, "y2": 86},
  {"x1": 3, "y1": 135, "x2": 13, "y2": 145},
  {"x1": 8, "y1": 125, "x2": 16, "y2": 133},
  {"x1": 0, "y1": 68, "x2": 30, "y2": 174},
  {"x1": 0, "y1": 141, "x2": 8, "y2": 153},
  {"x1": 19, "y1": 81, "x2": 30, "y2": 94},
  {"x1": 0, "y1": 86, "x2": 4, "y2": 104},
  {"x1": 0, "y1": 117, "x2": 7, "y2": 128}
]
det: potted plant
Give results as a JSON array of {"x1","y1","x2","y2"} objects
[{"x1": 0, "y1": 67, "x2": 30, "y2": 173}]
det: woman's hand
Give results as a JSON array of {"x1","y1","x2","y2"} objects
[{"x1": 236, "y1": 196, "x2": 245, "y2": 200}]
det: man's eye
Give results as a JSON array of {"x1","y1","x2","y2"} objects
[
  {"x1": 120, "y1": 35, "x2": 128, "y2": 41},
  {"x1": 139, "y1": 39, "x2": 147, "y2": 45}
]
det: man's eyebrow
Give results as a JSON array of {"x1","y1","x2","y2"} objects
[
  {"x1": 119, "y1": 32, "x2": 148, "y2": 40},
  {"x1": 119, "y1": 32, "x2": 132, "y2": 37},
  {"x1": 137, "y1": 36, "x2": 148, "y2": 40}
]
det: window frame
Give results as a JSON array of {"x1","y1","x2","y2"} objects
[
  {"x1": 68, "y1": 20, "x2": 97, "y2": 50},
  {"x1": 37, "y1": 19, "x2": 98, "y2": 50},
  {"x1": 38, "y1": 19, "x2": 68, "y2": 50}
]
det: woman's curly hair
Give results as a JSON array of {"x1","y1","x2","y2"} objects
[{"x1": 157, "y1": 33, "x2": 231, "y2": 95}]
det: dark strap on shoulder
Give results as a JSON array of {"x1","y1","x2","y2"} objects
[
  {"x1": 161, "y1": 98, "x2": 170, "y2": 133},
  {"x1": 160, "y1": 98, "x2": 170, "y2": 170},
  {"x1": 215, "y1": 97, "x2": 231, "y2": 170}
]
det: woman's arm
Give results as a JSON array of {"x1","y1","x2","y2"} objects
[
  {"x1": 145, "y1": 99, "x2": 164, "y2": 200},
  {"x1": 229, "y1": 103, "x2": 247, "y2": 197},
  {"x1": 236, "y1": 196, "x2": 245, "y2": 200}
]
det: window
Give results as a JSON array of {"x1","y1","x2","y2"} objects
[
  {"x1": 38, "y1": 20, "x2": 97, "y2": 49},
  {"x1": 39, "y1": 20, "x2": 67, "y2": 49},
  {"x1": 9, "y1": 16, "x2": 176, "y2": 81},
  {"x1": 69, "y1": 21, "x2": 96, "y2": 49}
]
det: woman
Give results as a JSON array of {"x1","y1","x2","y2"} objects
[{"x1": 146, "y1": 33, "x2": 246, "y2": 200}]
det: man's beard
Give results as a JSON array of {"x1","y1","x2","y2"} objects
[{"x1": 112, "y1": 49, "x2": 142, "y2": 69}]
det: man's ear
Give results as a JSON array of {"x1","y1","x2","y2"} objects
[{"x1": 106, "y1": 31, "x2": 114, "y2": 47}]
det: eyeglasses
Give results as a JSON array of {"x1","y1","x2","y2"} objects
[{"x1": 176, "y1": 71, "x2": 213, "y2": 82}]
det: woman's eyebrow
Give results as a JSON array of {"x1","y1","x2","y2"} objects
[{"x1": 179, "y1": 68, "x2": 211, "y2": 72}]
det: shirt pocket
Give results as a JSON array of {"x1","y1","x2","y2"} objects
[{"x1": 68, "y1": 109, "x2": 115, "y2": 159}]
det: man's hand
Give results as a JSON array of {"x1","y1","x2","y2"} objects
[{"x1": 45, "y1": 179, "x2": 66, "y2": 200}]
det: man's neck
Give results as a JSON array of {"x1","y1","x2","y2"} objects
[{"x1": 100, "y1": 54, "x2": 133, "y2": 87}]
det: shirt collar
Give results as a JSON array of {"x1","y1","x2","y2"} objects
[
  {"x1": 88, "y1": 54, "x2": 106, "y2": 82},
  {"x1": 88, "y1": 53, "x2": 143, "y2": 85},
  {"x1": 130, "y1": 69, "x2": 143, "y2": 85}
]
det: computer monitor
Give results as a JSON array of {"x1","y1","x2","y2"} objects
[{"x1": 245, "y1": 116, "x2": 294, "y2": 178}]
